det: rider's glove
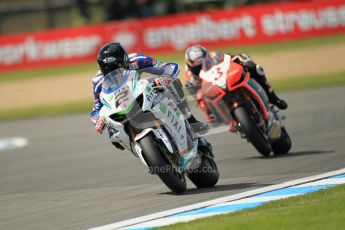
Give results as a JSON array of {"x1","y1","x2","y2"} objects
[
  {"x1": 239, "y1": 53, "x2": 251, "y2": 63},
  {"x1": 95, "y1": 118, "x2": 106, "y2": 134},
  {"x1": 232, "y1": 53, "x2": 251, "y2": 65},
  {"x1": 154, "y1": 76, "x2": 171, "y2": 87}
]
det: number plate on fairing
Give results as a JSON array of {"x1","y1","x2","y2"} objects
[{"x1": 199, "y1": 54, "x2": 232, "y2": 88}]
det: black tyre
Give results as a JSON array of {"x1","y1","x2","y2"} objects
[
  {"x1": 234, "y1": 106, "x2": 271, "y2": 157},
  {"x1": 187, "y1": 155, "x2": 219, "y2": 188},
  {"x1": 272, "y1": 127, "x2": 292, "y2": 155},
  {"x1": 139, "y1": 134, "x2": 186, "y2": 193}
]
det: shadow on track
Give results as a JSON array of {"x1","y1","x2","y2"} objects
[
  {"x1": 244, "y1": 150, "x2": 335, "y2": 160},
  {"x1": 159, "y1": 182, "x2": 272, "y2": 196}
]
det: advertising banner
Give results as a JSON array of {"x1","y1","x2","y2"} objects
[{"x1": 0, "y1": 0, "x2": 344, "y2": 72}]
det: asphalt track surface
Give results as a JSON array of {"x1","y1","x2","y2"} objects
[{"x1": 0, "y1": 86, "x2": 344, "y2": 230}]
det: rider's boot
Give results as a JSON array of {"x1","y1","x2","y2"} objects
[
  {"x1": 248, "y1": 63, "x2": 288, "y2": 110},
  {"x1": 198, "y1": 135, "x2": 213, "y2": 152},
  {"x1": 267, "y1": 89, "x2": 288, "y2": 110},
  {"x1": 187, "y1": 114, "x2": 209, "y2": 134},
  {"x1": 112, "y1": 141, "x2": 125, "y2": 150}
]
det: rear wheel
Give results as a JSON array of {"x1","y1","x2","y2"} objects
[
  {"x1": 272, "y1": 127, "x2": 292, "y2": 155},
  {"x1": 139, "y1": 134, "x2": 186, "y2": 193},
  {"x1": 187, "y1": 155, "x2": 219, "y2": 188},
  {"x1": 234, "y1": 106, "x2": 271, "y2": 157}
]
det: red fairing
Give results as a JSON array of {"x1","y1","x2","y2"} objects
[
  {"x1": 200, "y1": 80, "x2": 226, "y2": 99},
  {"x1": 226, "y1": 61, "x2": 246, "y2": 91},
  {"x1": 226, "y1": 61, "x2": 270, "y2": 120},
  {"x1": 198, "y1": 80, "x2": 230, "y2": 123}
]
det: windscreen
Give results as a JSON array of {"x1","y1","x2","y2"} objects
[
  {"x1": 202, "y1": 53, "x2": 224, "y2": 71},
  {"x1": 102, "y1": 69, "x2": 128, "y2": 94}
]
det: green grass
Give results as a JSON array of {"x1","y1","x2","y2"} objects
[
  {"x1": 273, "y1": 71, "x2": 345, "y2": 92},
  {"x1": 160, "y1": 184, "x2": 345, "y2": 230},
  {"x1": 0, "y1": 101, "x2": 92, "y2": 121},
  {"x1": 1, "y1": 33, "x2": 344, "y2": 83},
  {"x1": 0, "y1": 61, "x2": 97, "y2": 83},
  {"x1": 1, "y1": 71, "x2": 345, "y2": 122}
]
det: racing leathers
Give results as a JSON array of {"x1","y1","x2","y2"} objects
[
  {"x1": 185, "y1": 51, "x2": 288, "y2": 121},
  {"x1": 91, "y1": 53, "x2": 192, "y2": 149}
]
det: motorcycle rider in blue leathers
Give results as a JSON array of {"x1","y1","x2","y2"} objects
[{"x1": 91, "y1": 42, "x2": 208, "y2": 150}]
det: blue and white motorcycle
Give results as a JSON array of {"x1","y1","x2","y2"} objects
[{"x1": 99, "y1": 69, "x2": 219, "y2": 193}]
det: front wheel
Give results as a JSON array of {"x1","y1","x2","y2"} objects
[
  {"x1": 139, "y1": 134, "x2": 186, "y2": 193},
  {"x1": 234, "y1": 106, "x2": 271, "y2": 157},
  {"x1": 187, "y1": 155, "x2": 219, "y2": 188},
  {"x1": 272, "y1": 127, "x2": 292, "y2": 155}
]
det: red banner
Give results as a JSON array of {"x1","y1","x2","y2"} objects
[{"x1": 0, "y1": 0, "x2": 344, "y2": 72}]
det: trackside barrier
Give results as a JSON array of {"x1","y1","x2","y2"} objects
[{"x1": 0, "y1": 0, "x2": 344, "y2": 72}]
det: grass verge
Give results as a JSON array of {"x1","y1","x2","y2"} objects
[
  {"x1": 1, "y1": 34, "x2": 344, "y2": 83},
  {"x1": 0, "y1": 61, "x2": 97, "y2": 83},
  {"x1": 160, "y1": 184, "x2": 345, "y2": 230},
  {"x1": 1, "y1": 71, "x2": 345, "y2": 122},
  {"x1": 272, "y1": 71, "x2": 345, "y2": 93},
  {"x1": 0, "y1": 101, "x2": 92, "y2": 122}
]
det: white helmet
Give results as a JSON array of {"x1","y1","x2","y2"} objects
[{"x1": 185, "y1": 45, "x2": 208, "y2": 68}]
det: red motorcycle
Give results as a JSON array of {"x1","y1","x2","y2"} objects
[{"x1": 196, "y1": 54, "x2": 292, "y2": 157}]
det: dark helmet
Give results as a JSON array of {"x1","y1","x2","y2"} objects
[
  {"x1": 185, "y1": 45, "x2": 208, "y2": 68},
  {"x1": 97, "y1": 42, "x2": 129, "y2": 75}
]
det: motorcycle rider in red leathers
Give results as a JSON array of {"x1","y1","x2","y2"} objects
[{"x1": 184, "y1": 45, "x2": 288, "y2": 129}]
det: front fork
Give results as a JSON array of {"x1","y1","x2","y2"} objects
[
  {"x1": 132, "y1": 129, "x2": 200, "y2": 174},
  {"x1": 268, "y1": 107, "x2": 283, "y2": 141},
  {"x1": 133, "y1": 128, "x2": 175, "y2": 169}
]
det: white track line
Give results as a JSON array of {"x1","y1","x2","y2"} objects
[
  {"x1": 0, "y1": 137, "x2": 28, "y2": 151},
  {"x1": 294, "y1": 178, "x2": 345, "y2": 187},
  {"x1": 89, "y1": 168, "x2": 345, "y2": 230}
]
